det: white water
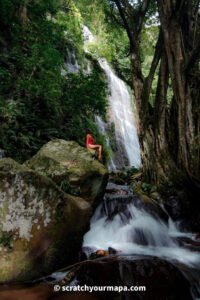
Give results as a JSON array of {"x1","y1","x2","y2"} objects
[
  {"x1": 95, "y1": 116, "x2": 116, "y2": 171},
  {"x1": 83, "y1": 26, "x2": 141, "y2": 170},
  {"x1": 83, "y1": 200, "x2": 200, "y2": 268},
  {"x1": 98, "y1": 59, "x2": 141, "y2": 169}
]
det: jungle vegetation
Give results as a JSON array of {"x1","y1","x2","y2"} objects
[{"x1": 0, "y1": 0, "x2": 200, "y2": 184}]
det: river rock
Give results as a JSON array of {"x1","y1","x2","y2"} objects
[
  {"x1": 75, "y1": 256, "x2": 193, "y2": 300},
  {"x1": 25, "y1": 139, "x2": 108, "y2": 205},
  {"x1": 105, "y1": 182, "x2": 130, "y2": 195},
  {"x1": 0, "y1": 257, "x2": 193, "y2": 300},
  {"x1": 0, "y1": 158, "x2": 91, "y2": 282},
  {"x1": 133, "y1": 195, "x2": 169, "y2": 224}
]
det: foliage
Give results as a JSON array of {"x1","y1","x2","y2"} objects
[
  {"x1": 0, "y1": 0, "x2": 108, "y2": 162},
  {"x1": 76, "y1": 0, "x2": 131, "y2": 82}
]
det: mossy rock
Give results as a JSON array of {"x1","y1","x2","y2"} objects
[
  {"x1": 25, "y1": 139, "x2": 108, "y2": 205},
  {"x1": 0, "y1": 158, "x2": 91, "y2": 282}
]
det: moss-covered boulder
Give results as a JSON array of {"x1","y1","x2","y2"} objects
[
  {"x1": 25, "y1": 139, "x2": 108, "y2": 205},
  {"x1": 0, "y1": 158, "x2": 91, "y2": 282}
]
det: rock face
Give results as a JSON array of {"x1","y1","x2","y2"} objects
[
  {"x1": 0, "y1": 158, "x2": 91, "y2": 282},
  {"x1": 25, "y1": 140, "x2": 108, "y2": 206}
]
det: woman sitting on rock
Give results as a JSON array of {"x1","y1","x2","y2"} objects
[{"x1": 86, "y1": 130, "x2": 102, "y2": 161}]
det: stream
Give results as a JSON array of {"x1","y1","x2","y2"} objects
[{"x1": 35, "y1": 179, "x2": 199, "y2": 300}]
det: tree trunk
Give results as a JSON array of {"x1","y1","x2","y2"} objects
[{"x1": 157, "y1": 0, "x2": 195, "y2": 173}]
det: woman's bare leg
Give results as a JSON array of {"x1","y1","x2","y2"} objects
[
  {"x1": 87, "y1": 145, "x2": 102, "y2": 160},
  {"x1": 98, "y1": 145, "x2": 102, "y2": 160}
]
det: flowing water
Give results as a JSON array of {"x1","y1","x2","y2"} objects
[
  {"x1": 47, "y1": 181, "x2": 200, "y2": 299},
  {"x1": 82, "y1": 182, "x2": 200, "y2": 299},
  {"x1": 83, "y1": 26, "x2": 141, "y2": 171},
  {"x1": 83, "y1": 190, "x2": 199, "y2": 267}
]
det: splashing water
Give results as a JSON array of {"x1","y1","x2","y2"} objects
[{"x1": 83, "y1": 192, "x2": 200, "y2": 268}]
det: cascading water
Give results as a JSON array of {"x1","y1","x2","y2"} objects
[
  {"x1": 98, "y1": 59, "x2": 141, "y2": 170},
  {"x1": 83, "y1": 26, "x2": 141, "y2": 171},
  {"x1": 83, "y1": 192, "x2": 199, "y2": 267},
  {"x1": 95, "y1": 116, "x2": 116, "y2": 171},
  {"x1": 83, "y1": 182, "x2": 200, "y2": 299}
]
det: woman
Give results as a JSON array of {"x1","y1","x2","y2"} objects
[{"x1": 86, "y1": 130, "x2": 102, "y2": 161}]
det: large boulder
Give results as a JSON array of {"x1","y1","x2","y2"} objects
[
  {"x1": 25, "y1": 140, "x2": 108, "y2": 206},
  {"x1": 75, "y1": 256, "x2": 193, "y2": 300},
  {"x1": 0, "y1": 158, "x2": 91, "y2": 282}
]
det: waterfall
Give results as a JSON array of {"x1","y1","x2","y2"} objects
[
  {"x1": 83, "y1": 26, "x2": 141, "y2": 171},
  {"x1": 61, "y1": 50, "x2": 81, "y2": 76},
  {"x1": 63, "y1": 26, "x2": 141, "y2": 171},
  {"x1": 95, "y1": 116, "x2": 116, "y2": 171}
]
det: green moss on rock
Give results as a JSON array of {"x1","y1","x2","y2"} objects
[{"x1": 25, "y1": 139, "x2": 108, "y2": 205}]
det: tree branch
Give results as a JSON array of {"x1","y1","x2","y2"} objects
[
  {"x1": 137, "y1": 0, "x2": 151, "y2": 33},
  {"x1": 114, "y1": 0, "x2": 134, "y2": 50},
  {"x1": 141, "y1": 29, "x2": 163, "y2": 118}
]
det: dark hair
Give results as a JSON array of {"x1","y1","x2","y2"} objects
[{"x1": 85, "y1": 128, "x2": 92, "y2": 134}]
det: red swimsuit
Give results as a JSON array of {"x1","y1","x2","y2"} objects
[{"x1": 86, "y1": 134, "x2": 94, "y2": 147}]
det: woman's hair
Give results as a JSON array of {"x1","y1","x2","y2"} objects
[{"x1": 85, "y1": 128, "x2": 92, "y2": 134}]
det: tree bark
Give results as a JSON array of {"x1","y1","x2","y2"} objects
[
  {"x1": 113, "y1": 0, "x2": 200, "y2": 182},
  {"x1": 157, "y1": 0, "x2": 195, "y2": 172}
]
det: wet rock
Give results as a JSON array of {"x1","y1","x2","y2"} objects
[
  {"x1": 132, "y1": 196, "x2": 169, "y2": 224},
  {"x1": 176, "y1": 236, "x2": 200, "y2": 252},
  {"x1": 80, "y1": 247, "x2": 98, "y2": 261},
  {"x1": 99, "y1": 180, "x2": 168, "y2": 224},
  {"x1": 25, "y1": 139, "x2": 108, "y2": 205},
  {"x1": 0, "y1": 158, "x2": 91, "y2": 282},
  {"x1": 76, "y1": 256, "x2": 193, "y2": 300},
  {"x1": 101, "y1": 195, "x2": 133, "y2": 222},
  {"x1": 105, "y1": 182, "x2": 130, "y2": 195}
]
